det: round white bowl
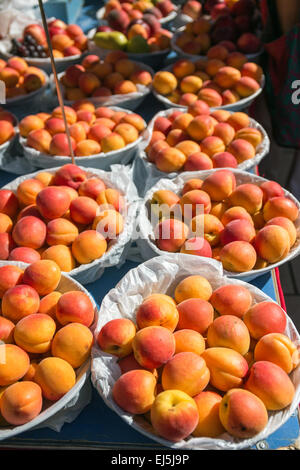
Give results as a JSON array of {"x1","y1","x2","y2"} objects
[
  {"x1": 0, "y1": 260, "x2": 98, "y2": 441},
  {"x1": 19, "y1": 106, "x2": 146, "y2": 171},
  {"x1": 2, "y1": 165, "x2": 139, "y2": 284},
  {"x1": 91, "y1": 253, "x2": 300, "y2": 450},
  {"x1": 136, "y1": 169, "x2": 300, "y2": 282},
  {"x1": 51, "y1": 62, "x2": 154, "y2": 111}
]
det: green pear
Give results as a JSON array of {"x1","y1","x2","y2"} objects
[
  {"x1": 93, "y1": 31, "x2": 128, "y2": 50},
  {"x1": 126, "y1": 36, "x2": 150, "y2": 53}
]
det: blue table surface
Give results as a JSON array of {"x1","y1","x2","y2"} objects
[{"x1": 0, "y1": 0, "x2": 298, "y2": 451}]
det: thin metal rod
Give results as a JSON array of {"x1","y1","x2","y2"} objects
[{"x1": 38, "y1": 0, "x2": 75, "y2": 164}]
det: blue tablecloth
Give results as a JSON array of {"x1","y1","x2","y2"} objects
[{"x1": 0, "y1": 0, "x2": 298, "y2": 451}]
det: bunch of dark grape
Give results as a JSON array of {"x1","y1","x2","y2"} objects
[{"x1": 10, "y1": 35, "x2": 48, "y2": 58}]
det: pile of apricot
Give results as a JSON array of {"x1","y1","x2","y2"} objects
[
  {"x1": 153, "y1": 56, "x2": 262, "y2": 107},
  {"x1": 0, "y1": 109, "x2": 16, "y2": 147},
  {"x1": 60, "y1": 52, "x2": 153, "y2": 102},
  {"x1": 0, "y1": 259, "x2": 95, "y2": 426},
  {"x1": 19, "y1": 102, "x2": 145, "y2": 157},
  {"x1": 0, "y1": 57, "x2": 46, "y2": 100},
  {"x1": 149, "y1": 170, "x2": 299, "y2": 273},
  {"x1": 0, "y1": 164, "x2": 126, "y2": 271},
  {"x1": 146, "y1": 108, "x2": 263, "y2": 172},
  {"x1": 98, "y1": 274, "x2": 297, "y2": 441}
]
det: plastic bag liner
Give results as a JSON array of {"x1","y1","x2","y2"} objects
[
  {"x1": 2, "y1": 164, "x2": 139, "y2": 284},
  {"x1": 19, "y1": 107, "x2": 146, "y2": 171},
  {"x1": 136, "y1": 169, "x2": 300, "y2": 282},
  {"x1": 0, "y1": 260, "x2": 98, "y2": 440},
  {"x1": 132, "y1": 107, "x2": 270, "y2": 196},
  {"x1": 91, "y1": 253, "x2": 300, "y2": 450}
]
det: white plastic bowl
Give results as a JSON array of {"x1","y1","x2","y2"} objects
[
  {"x1": 152, "y1": 59, "x2": 264, "y2": 112},
  {"x1": 87, "y1": 28, "x2": 171, "y2": 69},
  {"x1": 51, "y1": 62, "x2": 154, "y2": 111},
  {"x1": 2, "y1": 165, "x2": 139, "y2": 285},
  {"x1": 0, "y1": 260, "x2": 98, "y2": 441},
  {"x1": 133, "y1": 107, "x2": 270, "y2": 195},
  {"x1": 19, "y1": 106, "x2": 146, "y2": 171},
  {"x1": 91, "y1": 253, "x2": 300, "y2": 450},
  {"x1": 136, "y1": 169, "x2": 300, "y2": 282}
]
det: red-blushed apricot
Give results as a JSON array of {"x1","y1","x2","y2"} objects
[
  {"x1": 0, "y1": 189, "x2": 19, "y2": 217},
  {"x1": 22, "y1": 260, "x2": 61, "y2": 296},
  {"x1": 183, "y1": 152, "x2": 213, "y2": 171},
  {"x1": 155, "y1": 147, "x2": 187, "y2": 172},
  {"x1": 132, "y1": 326, "x2": 175, "y2": 369},
  {"x1": 235, "y1": 76, "x2": 260, "y2": 97},
  {"x1": 162, "y1": 352, "x2": 210, "y2": 397},
  {"x1": 210, "y1": 284, "x2": 252, "y2": 318},
  {"x1": 226, "y1": 112, "x2": 250, "y2": 131},
  {"x1": 189, "y1": 213, "x2": 224, "y2": 247},
  {"x1": 229, "y1": 183, "x2": 263, "y2": 214},
  {"x1": 0, "y1": 316, "x2": 15, "y2": 343},
  {"x1": 0, "y1": 232, "x2": 15, "y2": 260},
  {"x1": 187, "y1": 115, "x2": 214, "y2": 141},
  {"x1": 150, "y1": 390, "x2": 199, "y2": 442},
  {"x1": 12, "y1": 216, "x2": 46, "y2": 249},
  {"x1": 180, "y1": 237, "x2": 212, "y2": 258},
  {"x1": 19, "y1": 115, "x2": 44, "y2": 137},
  {"x1": 220, "y1": 241, "x2": 257, "y2": 272},
  {"x1": 1, "y1": 381, "x2": 42, "y2": 425},
  {"x1": 221, "y1": 205, "x2": 254, "y2": 226},
  {"x1": 155, "y1": 219, "x2": 188, "y2": 253},
  {"x1": 70, "y1": 196, "x2": 98, "y2": 225},
  {"x1": 75, "y1": 139, "x2": 101, "y2": 156},
  {"x1": 202, "y1": 347, "x2": 249, "y2": 392},
  {"x1": 243, "y1": 301, "x2": 287, "y2": 340},
  {"x1": 174, "y1": 275, "x2": 212, "y2": 303},
  {"x1": 117, "y1": 353, "x2": 155, "y2": 375},
  {"x1": 265, "y1": 217, "x2": 297, "y2": 247},
  {"x1": 187, "y1": 99, "x2": 210, "y2": 116},
  {"x1": 52, "y1": 323, "x2": 93, "y2": 368},
  {"x1": 96, "y1": 188, "x2": 124, "y2": 213},
  {"x1": 220, "y1": 219, "x2": 256, "y2": 245},
  {"x1": 56, "y1": 290, "x2": 94, "y2": 327},
  {"x1": 182, "y1": 179, "x2": 203, "y2": 194},
  {"x1": 219, "y1": 388, "x2": 268, "y2": 438},
  {"x1": 0, "y1": 265, "x2": 23, "y2": 298},
  {"x1": 260, "y1": 180, "x2": 284, "y2": 203},
  {"x1": 72, "y1": 230, "x2": 107, "y2": 264},
  {"x1": 113, "y1": 370, "x2": 156, "y2": 414},
  {"x1": 49, "y1": 133, "x2": 76, "y2": 156},
  {"x1": 78, "y1": 177, "x2": 106, "y2": 200},
  {"x1": 92, "y1": 209, "x2": 124, "y2": 240},
  {"x1": 8, "y1": 247, "x2": 41, "y2": 263},
  {"x1": 254, "y1": 333, "x2": 299, "y2": 374},
  {"x1": 97, "y1": 318, "x2": 136, "y2": 358},
  {"x1": 14, "y1": 313, "x2": 56, "y2": 354},
  {"x1": 192, "y1": 391, "x2": 225, "y2": 438},
  {"x1": 263, "y1": 196, "x2": 299, "y2": 222},
  {"x1": 34, "y1": 357, "x2": 76, "y2": 401},
  {"x1": 207, "y1": 315, "x2": 250, "y2": 355},
  {"x1": 180, "y1": 189, "x2": 211, "y2": 218},
  {"x1": 2, "y1": 284, "x2": 40, "y2": 323},
  {"x1": 177, "y1": 298, "x2": 214, "y2": 334},
  {"x1": 254, "y1": 224, "x2": 291, "y2": 263},
  {"x1": 227, "y1": 138, "x2": 256, "y2": 163},
  {"x1": 172, "y1": 59, "x2": 196, "y2": 78},
  {"x1": 34, "y1": 171, "x2": 53, "y2": 187},
  {"x1": 36, "y1": 186, "x2": 71, "y2": 219},
  {"x1": 52, "y1": 164, "x2": 87, "y2": 190},
  {"x1": 210, "y1": 201, "x2": 229, "y2": 219},
  {"x1": 0, "y1": 344, "x2": 30, "y2": 386},
  {"x1": 244, "y1": 361, "x2": 295, "y2": 411},
  {"x1": 136, "y1": 294, "x2": 178, "y2": 331},
  {"x1": 38, "y1": 291, "x2": 62, "y2": 319},
  {"x1": 174, "y1": 329, "x2": 205, "y2": 355},
  {"x1": 27, "y1": 129, "x2": 52, "y2": 154}
]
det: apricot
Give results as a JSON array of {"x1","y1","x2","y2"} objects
[
  {"x1": 0, "y1": 344, "x2": 29, "y2": 386},
  {"x1": 97, "y1": 188, "x2": 124, "y2": 213},
  {"x1": 183, "y1": 152, "x2": 213, "y2": 171},
  {"x1": 243, "y1": 301, "x2": 287, "y2": 340},
  {"x1": 22, "y1": 260, "x2": 61, "y2": 296},
  {"x1": 19, "y1": 115, "x2": 44, "y2": 138},
  {"x1": 0, "y1": 120, "x2": 15, "y2": 146},
  {"x1": 155, "y1": 219, "x2": 188, "y2": 253},
  {"x1": 221, "y1": 219, "x2": 256, "y2": 245},
  {"x1": 210, "y1": 284, "x2": 252, "y2": 318},
  {"x1": 72, "y1": 230, "x2": 107, "y2": 264},
  {"x1": 254, "y1": 333, "x2": 298, "y2": 374},
  {"x1": 229, "y1": 184, "x2": 263, "y2": 214},
  {"x1": 98, "y1": 318, "x2": 136, "y2": 358},
  {"x1": 113, "y1": 370, "x2": 156, "y2": 414},
  {"x1": 101, "y1": 133, "x2": 125, "y2": 153},
  {"x1": 117, "y1": 354, "x2": 154, "y2": 375},
  {"x1": 266, "y1": 217, "x2": 297, "y2": 247},
  {"x1": 0, "y1": 213, "x2": 12, "y2": 233},
  {"x1": 235, "y1": 76, "x2": 260, "y2": 97},
  {"x1": 115, "y1": 123, "x2": 139, "y2": 144},
  {"x1": 174, "y1": 329, "x2": 205, "y2": 356},
  {"x1": 260, "y1": 180, "x2": 284, "y2": 203},
  {"x1": 0, "y1": 316, "x2": 14, "y2": 343},
  {"x1": 45, "y1": 117, "x2": 66, "y2": 136},
  {"x1": 36, "y1": 186, "x2": 70, "y2": 220},
  {"x1": 49, "y1": 133, "x2": 76, "y2": 156},
  {"x1": 9, "y1": 247, "x2": 41, "y2": 263},
  {"x1": 1, "y1": 381, "x2": 42, "y2": 425},
  {"x1": 254, "y1": 225, "x2": 290, "y2": 263},
  {"x1": 132, "y1": 326, "x2": 175, "y2": 369},
  {"x1": 180, "y1": 189, "x2": 211, "y2": 219},
  {"x1": 0, "y1": 232, "x2": 15, "y2": 260},
  {"x1": 78, "y1": 177, "x2": 105, "y2": 200},
  {"x1": 27, "y1": 128, "x2": 52, "y2": 154},
  {"x1": 174, "y1": 275, "x2": 212, "y2": 303},
  {"x1": 46, "y1": 218, "x2": 78, "y2": 246},
  {"x1": 52, "y1": 323, "x2": 93, "y2": 368},
  {"x1": 201, "y1": 170, "x2": 236, "y2": 202},
  {"x1": 219, "y1": 388, "x2": 268, "y2": 438},
  {"x1": 200, "y1": 136, "x2": 226, "y2": 157},
  {"x1": 188, "y1": 99, "x2": 210, "y2": 116},
  {"x1": 180, "y1": 75, "x2": 203, "y2": 94},
  {"x1": 0, "y1": 265, "x2": 23, "y2": 299},
  {"x1": 202, "y1": 347, "x2": 248, "y2": 392},
  {"x1": 187, "y1": 115, "x2": 214, "y2": 141},
  {"x1": 177, "y1": 298, "x2": 214, "y2": 334},
  {"x1": 34, "y1": 357, "x2": 76, "y2": 401},
  {"x1": 263, "y1": 196, "x2": 299, "y2": 222},
  {"x1": 2, "y1": 283, "x2": 40, "y2": 324},
  {"x1": 180, "y1": 236, "x2": 212, "y2": 258},
  {"x1": 162, "y1": 352, "x2": 209, "y2": 397},
  {"x1": 227, "y1": 138, "x2": 256, "y2": 163},
  {"x1": 172, "y1": 59, "x2": 195, "y2": 79},
  {"x1": 204, "y1": 59, "x2": 225, "y2": 77},
  {"x1": 41, "y1": 245, "x2": 76, "y2": 272},
  {"x1": 14, "y1": 313, "x2": 56, "y2": 354},
  {"x1": 220, "y1": 241, "x2": 257, "y2": 272},
  {"x1": 17, "y1": 178, "x2": 44, "y2": 208},
  {"x1": 227, "y1": 112, "x2": 250, "y2": 131},
  {"x1": 210, "y1": 201, "x2": 229, "y2": 219},
  {"x1": 153, "y1": 71, "x2": 177, "y2": 95},
  {"x1": 172, "y1": 113, "x2": 194, "y2": 132},
  {"x1": 182, "y1": 179, "x2": 203, "y2": 194},
  {"x1": 244, "y1": 361, "x2": 295, "y2": 411},
  {"x1": 52, "y1": 164, "x2": 86, "y2": 190},
  {"x1": 0, "y1": 189, "x2": 19, "y2": 217},
  {"x1": 214, "y1": 66, "x2": 241, "y2": 89},
  {"x1": 198, "y1": 88, "x2": 223, "y2": 107},
  {"x1": 190, "y1": 213, "x2": 224, "y2": 246},
  {"x1": 221, "y1": 205, "x2": 254, "y2": 226},
  {"x1": 207, "y1": 315, "x2": 250, "y2": 355},
  {"x1": 120, "y1": 113, "x2": 145, "y2": 132},
  {"x1": 179, "y1": 93, "x2": 198, "y2": 107},
  {"x1": 136, "y1": 294, "x2": 178, "y2": 331}
]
